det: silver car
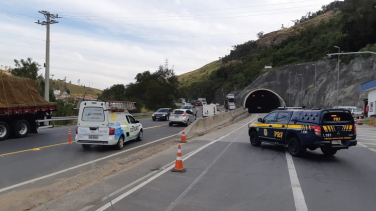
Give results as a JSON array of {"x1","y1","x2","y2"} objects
[
  {"x1": 169, "y1": 109, "x2": 196, "y2": 126},
  {"x1": 181, "y1": 105, "x2": 198, "y2": 116}
]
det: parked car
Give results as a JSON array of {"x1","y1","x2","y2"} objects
[
  {"x1": 169, "y1": 109, "x2": 196, "y2": 126},
  {"x1": 181, "y1": 105, "x2": 198, "y2": 116},
  {"x1": 152, "y1": 108, "x2": 172, "y2": 121}
]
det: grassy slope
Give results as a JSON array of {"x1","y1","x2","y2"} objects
[
  {"x1": 178, "y1": 60, "x2": 222, "y2": 88},
  {"x1": 51, "y1": 80, "x2": 102, "y2": 98},
  {"x1": 177, "y1": 10, "x2": 336, "y2": 88}
]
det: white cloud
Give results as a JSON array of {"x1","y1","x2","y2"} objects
[{"x1": 0, "y1": 0, "x2": 336, "y2": 90}]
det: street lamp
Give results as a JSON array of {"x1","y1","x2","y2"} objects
[
  {"x1": 312, "y1": 63, "x2": 317, "y2": 108},
  {"x1": 298, "y1": 74, "x2": 303, "y2": 107},
  {"x1": 334, "y1": 46, "x2": 340, "y2": 107}
]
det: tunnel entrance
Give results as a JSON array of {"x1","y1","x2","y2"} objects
[{"x1": 245, "y1": 89, "x2": 285, "y2": 113}]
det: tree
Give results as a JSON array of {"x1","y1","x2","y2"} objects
[
  {"x1": 10, "y1": 58, "x2": 40, "y2": 80},
  {"x1": 257, "y1": 31, "x2": 264, "y2": 39}
]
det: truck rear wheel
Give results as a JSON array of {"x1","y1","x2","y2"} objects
[
  {"x1": 0, "y1": 121, "x2": 10, "y2": 141},
  {"x1": 116, "y1": 136, "x2": 125, "y2": 150},
  {"x1": 288, "y1": 137, "x2": 305, "y2": 157},
  {"x1": 12, "y1": 120, "x2": 30, "y2": 138},
  {"x1": 321, "y1": 148, "x2": 337, "y2": 156}
]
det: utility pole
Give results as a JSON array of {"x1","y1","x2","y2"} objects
[
  {"x1": 36, "y1": 11, "x2": 60, "y2": 101},
  {"x1": 334, "y1": 46, "x2": 340, "y2": 107}
]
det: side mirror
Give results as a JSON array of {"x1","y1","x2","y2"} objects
[
  {"x1": 258, "y1": 118, "x2": 263, "y2": 123},
  {"x1": 135, "y1": 120, "x2": 140, "y2": 123}
]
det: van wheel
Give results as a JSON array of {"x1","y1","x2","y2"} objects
[
  {"x1": 12, "y1": 120, "x2": 30, "y2": 138},
  {"x1": 82, "y1": 144, "x2": 91, "y2": 150},
  {"x1": 116, "y1": 136, "x2": 124, "y2": 150},
  {"x1": 0, "y1": 121, "x2": 10, "y2": 141},
  {"x1": 250, "y1": 131, "x2": 261, "y2": 146},
  {"x1": 137, "y1": 130, "x2": 143, "y2": 141},
  {"x1": 321, "y1": 148, "x2": 337, "y2": 156},
  {"x1": 288, "y1": 137, "x2": 305, "y2": 157}
]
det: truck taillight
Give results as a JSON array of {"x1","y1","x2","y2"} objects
[
  {"x1": 311, "y1": 126, "x2": 321, "y2": 136},
  {"x1": 76, "y1": 127, "x2": 78, "y2": 134},
  {"x1": 109, "y1": 127, "x2": 115, "y2": 135},
  {"x1": 354, "y1": 125, "x2": 357, "y2": 135}
]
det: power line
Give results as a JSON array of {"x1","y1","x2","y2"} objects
[
  {"x1": 60, "y1": 4, "x2": 323, "y2": 21},
  {"x1": 57, "y1": 0, "x2": 318, "y2": 15}
]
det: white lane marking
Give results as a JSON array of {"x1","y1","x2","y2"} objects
[
  {"x1": 285, "y1": 152, "x2": 308, "y2": 211},
  {"x1": 359, "y1": 142, "x2": 376, "y2": 145},
  {"x1": 0, "y1": 134, "x2": 178, "y2": 194},
  {"x1": 165, "y1": 126, "x2": 247, "y2": 211},
  {"x1": 358, "y1": 142, "x2": 376, "y2": 153},
  {"x1": 96, "y1": 115, "x2": 258, "y2": 211}
]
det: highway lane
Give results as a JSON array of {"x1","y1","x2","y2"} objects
[
  {"x1": 0, "y1": 117, "x2": 168, "y2": 155},
  {"x1": 62, "y1": 114, "x2": 376, "y2": 211},
  {"x1": 0, "y1": 117, "x2": 185, "y2": 191}
]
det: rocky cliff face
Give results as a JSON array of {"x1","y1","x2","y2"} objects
[{"x1": 235, "y1": 56, "x2": 376, "y2": 109}]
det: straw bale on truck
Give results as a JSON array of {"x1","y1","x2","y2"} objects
[{"x1": 0, "y1": 74, "x2": 57, "y2": 141}]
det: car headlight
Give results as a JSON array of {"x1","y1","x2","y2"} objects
[
  {"x1": 162, "y1": 114, "x2": 166, "y2": 116},
  {"x1": 152, "y1": 114, "x2": 154, "y2": 116}
]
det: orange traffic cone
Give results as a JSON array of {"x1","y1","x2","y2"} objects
[
  {"x1": 370, "y1": 118, "x2": 374, "y2": 126},
  {"x1": 171, "y1": 145, "x2": 186, "y2": 172},
  {"x1": 68, "y1": 127, "x2": 72, "y2": 144},
  {"x1": 181, "y1": 128, "x2": 186, "y2": 143},
  {"x1": 358, "y1": 118, "x2": 363, "y2": 125}
]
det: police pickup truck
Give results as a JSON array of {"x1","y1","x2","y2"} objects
[{"x1": 248, "y1": 109, "x2": 357, "y2": 156}]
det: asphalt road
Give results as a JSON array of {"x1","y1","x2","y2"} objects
[
  {"x1": 0, "y1": 117, "x2": 183, "y2": 191},
  {"x1": 34, "y1": 114, "x2": 376, "y2": 211}
]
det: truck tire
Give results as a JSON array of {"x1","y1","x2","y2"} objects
[
  {"x1": 137, "y1": 130, "x2": 143, "y2": 141},
  {"x1": 0, "y1": 121, "x2": 10, "y2": 141},
  {"x1": 321, "y1": 148, "x2": 337, "y2": 156},
  {"x1": 250, "y1": 131, "x2": 261, "y2": 146},
  {"x1": 12, "y1": 120, "x2": 30, "y2": 138},
  {"x1": 288, "y1": 137, "x2": 305, "y2": 157},
  {"x1": 116, "y1": 136, "x2": 125, "y2": 150},
  {"x1": 82, "y1": 144, "x2": 91, "y2": 150}
]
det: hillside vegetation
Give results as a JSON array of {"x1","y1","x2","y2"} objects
[
  {"x1": 178, "y1": 0, "x2": 376, "y2": 103},
  {"x1": 50, "y1": 80, "x2": 102, "y2": 99}
]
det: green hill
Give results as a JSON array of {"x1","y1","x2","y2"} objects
[{"x1": 178, "y1": 0, "x2": 376, "y2": 103}]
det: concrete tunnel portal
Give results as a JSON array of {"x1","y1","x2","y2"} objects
[{"x1": 244, "y1": 89, "x2": 286, "y2": 113}]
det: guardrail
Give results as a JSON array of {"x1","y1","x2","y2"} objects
[{"x1": 37, "y1": 112, "x2": 153, "y2": 123}]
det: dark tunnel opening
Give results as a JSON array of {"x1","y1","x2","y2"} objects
[{"x1": 245, "y1": 90, "x2": 282, "y2": 113}]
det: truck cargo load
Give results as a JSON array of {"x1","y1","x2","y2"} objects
[{"x1": 0, "y1": 74, "x2": 57, "y2": 140}]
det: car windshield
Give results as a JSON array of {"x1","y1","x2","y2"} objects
[
  {"x1": 322, "y1": 112, "x2": 353, "y2": 123},
  {"x1": 173, "y1": 110, "x2": 185, "y2": 114},
  {"x1": 156, "y1": 108, "x2": 169, "y2": 112}
]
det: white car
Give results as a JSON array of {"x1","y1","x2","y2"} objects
[
  {"x1": 75, "y1": 101, "x2": 143, "y2": 150},
  {"x1": 169, "y1": 109, "x2": 196, "y2": 126}
]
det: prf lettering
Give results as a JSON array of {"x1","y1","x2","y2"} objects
[
  {"x1": 333, "y1": 117, "x2": 341, "y2": 121},
  {"x1": 274, "y1": 131, "x2": 283, "y2": 138}
]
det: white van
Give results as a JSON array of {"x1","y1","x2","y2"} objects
[
  {"x1": 202, "y1": 104, "x2": 217, "y2": 117},
  {"x1": 75, "y1": 101, "x2": 143, "y2": 150},
  {"x1": 228, "y1": 102, "x2": 236, "y2": 110},
  {"x1": 333, "y1": 106, "x2": 363, "y2": 118}
]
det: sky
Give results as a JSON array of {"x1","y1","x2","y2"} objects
[{"x1": 0, "y1": 0, "x2": 337, "y2": 90}]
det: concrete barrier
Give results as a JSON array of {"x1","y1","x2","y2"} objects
[{"x1": 184, "y1": 108, "x2": 249, "y2": 139}]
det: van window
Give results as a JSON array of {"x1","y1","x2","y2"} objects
[
  {"x1": 322, "y1": 112, "x2": 353, "y2": 123},
  {"x1": 82, "y1": 107, "x2": 105, "y2": 122}
]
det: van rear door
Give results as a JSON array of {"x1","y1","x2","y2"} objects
[
  {"x1": 320, "y1": 110, "x2": 356, "y2": 144},
  {"x1": 76, "y1": 106, "x2": 109, "y2": 143}
]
